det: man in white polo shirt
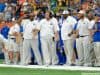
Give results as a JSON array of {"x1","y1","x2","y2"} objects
[
  {"x1": 36, "y1": 11, "x2": 59, "y2": 65},
  {"x1": 8, "y1": 19, "x2": 20, "y2": 63},
  {"x1": 76, "y1": 10, "x2": 92, "y2": 66},
  {"x1": 61, "y1": 10, "x2": 77, "y2": 65},
  {"x1": 22, "y1": 13, "x2": 42, "y2": 65},
  {"x1": 8, "y1": 18, "x2": 21, "y2": 64}
]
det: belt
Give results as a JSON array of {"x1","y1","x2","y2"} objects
[
  {"x1": 79, "y1": 35, "x2": 89, "y2": 37},
  {"x1": 10, "y1": 38, "x2": 15, "y2": 39}
]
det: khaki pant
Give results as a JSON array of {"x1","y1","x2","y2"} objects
[
  {"x1": 76, "y1": 36, "x2": 92, "y2": 66},
  {"x1": 22, "y1": 39, "x2": 42, "y2": 65},
  {"x1": 41, "y1": 36, "x2": 58, "y2": 65},
  {"x1": 94, "y1": 42, "x2": 100, "y2": 66},
  {"x1": 63, "y1": 39, "x2": 75, "y2": 65}
]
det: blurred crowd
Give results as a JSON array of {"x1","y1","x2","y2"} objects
[{"x1": 0, "y1": 0, "x2": 100, "y2": 23}]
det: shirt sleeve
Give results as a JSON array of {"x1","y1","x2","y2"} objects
[
  {"x1": 53, "y1": 19, "x2": 59, "y2": 32},
  {"x1": 36, "y1": 20, "x2": 43, "y2": 30},
  {"x1": 14, "y1": 24, "x2": 20, "y2": 33},
  {"x1": 76, "y1": 21, "x2": 80, "y2": 30},
  {"x1": 88, "y1": 20, "x2": 95, "y2": 29},
  {"x1": 71, "y1": 19, "x2": 77, "y2": 29},
  {"x1": 67, "y1": 16, "x2": 77, "y2": 29},
  {"x1": 9, "y1": 27, "x2": 13, "y2": 35},
  {"x1": 71, "y1": 18, "x2": 77, "y2": 28}
]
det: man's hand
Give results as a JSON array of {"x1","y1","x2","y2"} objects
[
  {"x1": 54, "y1": 32, "x2": 59, "y2": 42},
  {"x1": 2, "y1": 47, "x2": 8, "y2": 52},
  {"x1": 32, "y1": 29, "x2": 39, "y2": 38},
  {"x1": 13, "y1": 32, "x2": 18, "y2": 36}
]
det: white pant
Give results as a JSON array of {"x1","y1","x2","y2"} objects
[
  {"x1": 94, "y1": 42, "x2": 100, "y2": 66},
  {"x1": 63, "y1": 39, "x2": 75, "y2": 65},
  {"x1": 76, "y1": 36, "x2": 91, "y2": 66},
  {"x1": 22, "y1": 39, "x2": 42, "y2": 65},
  {"x1": 41, "y1": 36, "x2": 58, "y2": 65}
]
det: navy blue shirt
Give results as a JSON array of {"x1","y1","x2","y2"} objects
[
  {"x1": 20, "y1": 25, "x2": 23, "y2": 33},
  {"x1": 93, "y1": 22, "x2": 100, "y2": 42},
  {"x1": 0, "y1": 3, "x2": 6, "y2": 12}
]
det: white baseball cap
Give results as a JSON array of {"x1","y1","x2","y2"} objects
[
  {"x1": 78, "y1": 10, "x2": 85, "y2": 14},
  {"x1": 62, "y1": 10, "x2": 69, "y2": 15}
]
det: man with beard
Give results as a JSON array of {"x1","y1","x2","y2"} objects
[{"x1": 22, "y1": 12, "x2": 42, "y2": 65}]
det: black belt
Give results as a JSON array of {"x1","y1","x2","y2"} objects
[
  {"x1": 79, "y1": 35, "x2": 89, "y2": 37},
  {"x1": 10, "y1": 38, "x2": 15, "y2": 39}
]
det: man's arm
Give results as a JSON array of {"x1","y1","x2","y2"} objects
[
  {"x1": 54, "y1": 31, "x2": 59, "y2": 41},
  {"x1": 32, "y1": 28, "x2": 40, "y2": 37}
]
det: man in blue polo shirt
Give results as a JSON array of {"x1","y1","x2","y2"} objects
[{"x1": 0, "y1": 20, "x2": 10, "y2": 64}]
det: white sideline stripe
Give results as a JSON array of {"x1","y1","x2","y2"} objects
[{"x1": 0, "y1": 64, "x2": 100, "y2": 71}]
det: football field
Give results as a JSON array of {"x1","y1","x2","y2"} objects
[
  {"x1": 0, "y1": 64, "x2": 100, "y2": 75},
  {"x1": 0, "y1": 67, "x2": 82, "y2": 75},
  {"x1": 0, "y1": 59, "x2": 100, "y2": 75}
]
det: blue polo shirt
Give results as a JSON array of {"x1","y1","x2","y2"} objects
[
  {"x1": 0, "y1": 3, "x2": 6, "y2": 12},
  {"x1": 0, "y1": 25, "x2": 9, "y2": 39},
  {"x1": 93, "y1": 22, "x2": 100, "y2": 42}
]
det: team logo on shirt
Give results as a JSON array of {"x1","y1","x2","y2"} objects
[
  {"x1": 33, "y1": 23, "x2": 36, "y2": 26},
  {"x1": 50, "y1": 22, "x2": 53, "y2": 26}
]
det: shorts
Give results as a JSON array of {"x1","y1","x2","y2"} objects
[{"x1": 8, "y1": 38, "x2": 20, "y2": 52}]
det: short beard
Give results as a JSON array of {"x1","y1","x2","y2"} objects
[{"x1": 30, "y1": 18, "x2": 33, "y2": 21}]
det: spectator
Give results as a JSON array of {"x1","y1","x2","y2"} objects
[{"x1": 0, "y1": 1, "x2": 6, "y2": 13}]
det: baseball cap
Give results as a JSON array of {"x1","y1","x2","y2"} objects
[
  {"x1": 78, "y1": 10, "x2": 85, "y2": 14},
  {"x1": 62, "y1": 10, "x2": 69, "y2": 15}
]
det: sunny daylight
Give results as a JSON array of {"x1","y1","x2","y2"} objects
[{"x1": 0, "y1": 0, "x2": 100, "y2": 75}]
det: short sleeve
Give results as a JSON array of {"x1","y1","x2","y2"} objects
[
  {"x1": 14, "y1": 24, "x2": 20, "y2": 33},
  {"x1": 36, "y1": 19, "x2": 43, "y2": 30},
  {"x1": 53, "y1": 18, "x2": 59, "y2": 32},
  {"x1": 76, "y1": 21, "x2": 80, "y2": 30},
  {"x1": 88, "y1": 20, "x2": 95, "y2": 29}
]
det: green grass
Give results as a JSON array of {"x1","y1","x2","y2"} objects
[
  {"x1": 0, "y1": 67, "x2": 100, "y2": 75},
  {"x1": 0, "y1": 59, "x2": 100, "y2": 75},
  {"x1": 0, "y1": 59, "x2": 3, "y2": 64}
]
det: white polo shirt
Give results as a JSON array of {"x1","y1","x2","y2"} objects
[
  {"x1": 23, "y1": 19, "x2": 39, "y2": 39},
  {"x1": 61, "y1": 16, "x2": 77, "y2": 40},
  {"x1": 37, "y1": 18, "x2": 59, "y2": 38},
  {"x1": 77, "y1": 17, "x2": 91, "y2": 36},
  {"x1": 9, "y1": 23, "x2": 20, "y2": 38}
]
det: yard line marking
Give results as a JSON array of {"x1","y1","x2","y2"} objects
[{"x1": 0, "y1": 64, "x2": 100, "y2": 71}]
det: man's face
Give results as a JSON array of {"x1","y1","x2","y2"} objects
[
  {"x1": 77, "y1": 13, "x2": 84, "y2": 19},
  {"x1": 45, "y1": 12, "x2": 50, "y2": 20},
  {"x1": 63, "y1": 14, "x2": 68, "y2": 19},
  {"x1": 29, "y1": 13, "x2": 35, "y2": 21},
  {"x1": 30, "y1": 16, "x2": 34, "y2": 21},
  {"x1": 87, "y1": 12, "x2": 93, "y2": 19}
]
